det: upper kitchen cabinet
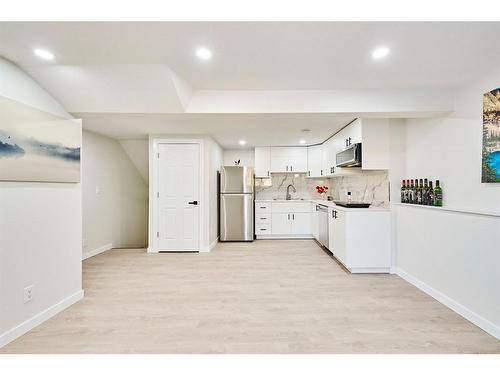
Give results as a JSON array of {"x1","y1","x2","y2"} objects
[
  {"x1": 336, "y1": 118, "x2": 362, "y2": 149},
  {"x1": 254, "y1": 146, "x2": 271, "y2": 178},
  {"x1": 270, "y1": 147, "x2": 308, "y2": 173},
  {"x1": 321, "y1": 136, "x2": 337, "y2": 177},
  {"x1": 307, "y1": 144, "x2": 323, "y2": 177}
]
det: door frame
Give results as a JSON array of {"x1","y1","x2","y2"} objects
[{"x1": 148, "y1": 137, "x2": 205, "y2": 253}]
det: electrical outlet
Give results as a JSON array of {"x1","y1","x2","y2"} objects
[{"x1": 24, "y1": 285, "x2": 34, "y2": 303}]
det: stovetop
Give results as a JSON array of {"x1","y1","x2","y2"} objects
[{"x1": 333, "y1": 201, "x2": 371, "y2": 208}]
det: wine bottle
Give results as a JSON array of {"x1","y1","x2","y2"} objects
[
  {"x1": 406, "y1": 180, "x2": 411, "y2": 204},
  {"x1": 423, "y1": 178, "x2": 429, "y2": 205},
  {"x1": 434, "y1": 180, "x2": 443, "y2": 207},
  {"x1": 418, "y1": 179, "x2": 424, "y2": 204},
  {"x1": 428, "y1": 180, "x2": 434, "y2": 206},
  {"x1": 408, "y1": 180, "x2": 413, "y2": 203},
  {"x1": 401, "y1": 180, "x2": 405, "y2": 203}
]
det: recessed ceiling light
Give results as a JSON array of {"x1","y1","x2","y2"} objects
[
  {"x1": 372, "y1": 46, "x2": 390, "y2": 60},
  {"x1": 33, "y1": 48, "x2": 55, "y2": 61},
  {"x1": 196, "y1": 47, "x2": 213, "y2": 61},
  {"x1": 299, "y1": 140, "x2": 306, "y2": 144},
  {"x1": 239, "y1": 140, "x2": 246, "y2": 146}
]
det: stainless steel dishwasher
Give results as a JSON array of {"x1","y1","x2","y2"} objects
[{"x1": 317, "y1": 204, "x2": 329, "y2": 248}]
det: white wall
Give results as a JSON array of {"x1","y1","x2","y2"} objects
[
  {"x1": 119, "y1": 139, "x2": 149, "y2": 183},
  {"x1": 395, "y1": 66, "x2": 500, "y2": 339},
  {"x1": 223, "y1": 149, "x2": 254, "y2": 167},
  {"x1": 82, "y1": 130, "x2": 148, "y2": 256},
  {"x1": 0, "y1": 58, "x2": 82, "y2": 347}
]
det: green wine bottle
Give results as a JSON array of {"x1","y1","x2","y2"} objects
[
  {"x1": 401, "y1": 180, "x2": 406, "y2": 203},
  {"x1": 428, "y1": 180, "x2": 434, "y2": 206},
  {"x1": 434, "y1": 180, "x2": 443, "y2": 207}
]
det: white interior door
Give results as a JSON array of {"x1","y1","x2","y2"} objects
[{"x1": 157, "y1": 143, "x2": 200, "y2": 251}]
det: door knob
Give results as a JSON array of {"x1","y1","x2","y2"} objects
[{"x1": 188, "y1": 201, "x2": 198, "y2": 205}]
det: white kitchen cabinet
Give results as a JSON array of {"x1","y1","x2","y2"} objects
[
  {"x1": 321, "y1": 137, "x2": 338, "y2": 177},
  {"x1": 328, "y1": 208, "x2": 346, "y2": 264},
  {"x1": 337, "y1": 119, "x2": 362, "y2": 150},
  {"x1": 256, "y1": 200, "x2": 313, "y2": 239},
  {"x1": 270, "y1": 147, "x2": 308, "y2": 173},
  {"x1": 271, "y1": 213, "x2": 291, "y2": 235},
  {"x1": 290, "y1": 212, "x2": 311, "y2": 235},
  {"x1": 271, "y1": 212, "x2": 311, "y2": 235},
  {"x1": 327, "y1": 206, "x2": 390, "y2": 273},
  {"x1": 254, "y1": 146, "x2": 271, "y2": 178},
  {"x1": 307, "y1": 144, "x2": 323, "y2": 178}
]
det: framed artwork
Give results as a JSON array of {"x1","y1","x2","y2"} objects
[
  {"x1": 0, "y1": 97, "x2": 81, "y2": 183},
  {"x1": 482, "y1": 87, "x2": 500, "y2": 182}
]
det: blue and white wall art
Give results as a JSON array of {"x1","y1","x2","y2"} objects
[{"x1": 0, "y1": 98, "x2": 81, "y2": 183}]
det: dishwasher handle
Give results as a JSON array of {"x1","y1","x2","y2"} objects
[{"x1": 316, "y1": 204, "x2": 328, "y2": 213}]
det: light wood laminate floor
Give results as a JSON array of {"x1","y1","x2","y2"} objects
[{"x1": 2, "y1": 240, "x2": 499, "y2": 353}]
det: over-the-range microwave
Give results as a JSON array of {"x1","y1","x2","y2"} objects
[{"x1": 336, "y1": 143, "x2": 362, "y2": 167}]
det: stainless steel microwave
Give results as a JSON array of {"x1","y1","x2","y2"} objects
[{"x1": 336, "y1": 143, "x2": 362, "y2": 167}]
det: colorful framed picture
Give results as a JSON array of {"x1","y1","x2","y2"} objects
[{"x1": 482, "y1": 87, "x2": 500, "y2": 183}]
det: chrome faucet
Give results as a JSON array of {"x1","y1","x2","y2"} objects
[{"x1": 286, "y1": 184, "x2": 296, "y2": 200}]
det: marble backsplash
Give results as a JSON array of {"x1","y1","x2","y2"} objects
[
  {"x1": 255, "y1": 174, "x2": 330, "y2": 200},
  {"x1": 255, "y1": 170, "x2": 389, "y2": 207},
  {"x1": 326, "y1": 170, "x2": 389, "y2": 208}
]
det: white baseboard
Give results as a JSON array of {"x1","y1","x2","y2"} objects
[
  {"x1": 0, "y1": 289, "x2": 84, "y2": 348},
  {"x1": 256, "y1": 235, "x2": 314, "y2": 240},
  {"x1": 82, "y1": 243, "x2": 113, "y2": 260},
  {"x1": 207, "y1": 237, "x2": 219, "y2": 252},
  {"x1": 397, "y1": 268, "x2": 500, "y2": 340}
]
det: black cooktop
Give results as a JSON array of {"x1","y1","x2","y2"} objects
[{"x1": 333, "y1": 201, "x2": 371, "y2": 208}]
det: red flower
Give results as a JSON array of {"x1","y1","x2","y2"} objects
[{"x1": 315, "y1": 185, "x2": 328, "y2": 194}]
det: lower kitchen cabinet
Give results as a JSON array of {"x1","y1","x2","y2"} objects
[
  {"x1": 255, "y1": 200, "x2": 313, "y2": 239},
  {"x1": 271, "y1": 212, "x2": 311, "y2": 235},
  {"x1": 328, "y1": 207, "x2": 390, "y2": 273}
]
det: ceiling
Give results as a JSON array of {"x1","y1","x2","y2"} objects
[
  {"x1": 1, "y1": 22, "x2": 499, "y2": 90},
  {"x1": 77, "y1": 112, "x2": 355, "y2": 147},
  {"x1": 1, "y1": 22, "x2": 498, "y2": 147}
]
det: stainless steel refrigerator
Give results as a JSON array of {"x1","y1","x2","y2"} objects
[{"x1": 219, "y1": 166, "x2": 254, "y2": 241}]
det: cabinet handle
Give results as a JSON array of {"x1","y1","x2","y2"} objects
[
  {"x1": 286, "y1": 165, "x2": 288, "y2": 172},
  {"x1": 260, "y1": 228, "x2": 267, "y2": 231},
  {"x1": 348, "y1": 137, "x2": 352, "y2": 146},
  {"x1": 267, "y1": 171, "x2": 269, "y2": 177},
  {"x1": 292, "y1": 214, "x2": 295, "y2": 220},
  {"x1": 260, "y1": 217, "x2": 267, "y2": 220},
  {"x1": 308, "y1": 171, "x2": 310, "y2": 177},
  {"x1": 321, "y1": 169, "x2": 323, "y2": 176},
  {"x1": 290, "y1": 165, "x2": 293, "y2": 172},
  {"x1": 288, "y1": 214, "x2": 290, "y2": 220}
]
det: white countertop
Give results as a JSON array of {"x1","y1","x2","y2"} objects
[{"x1": 255, "y1": 199, "x2": 390, "y2": 212}]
